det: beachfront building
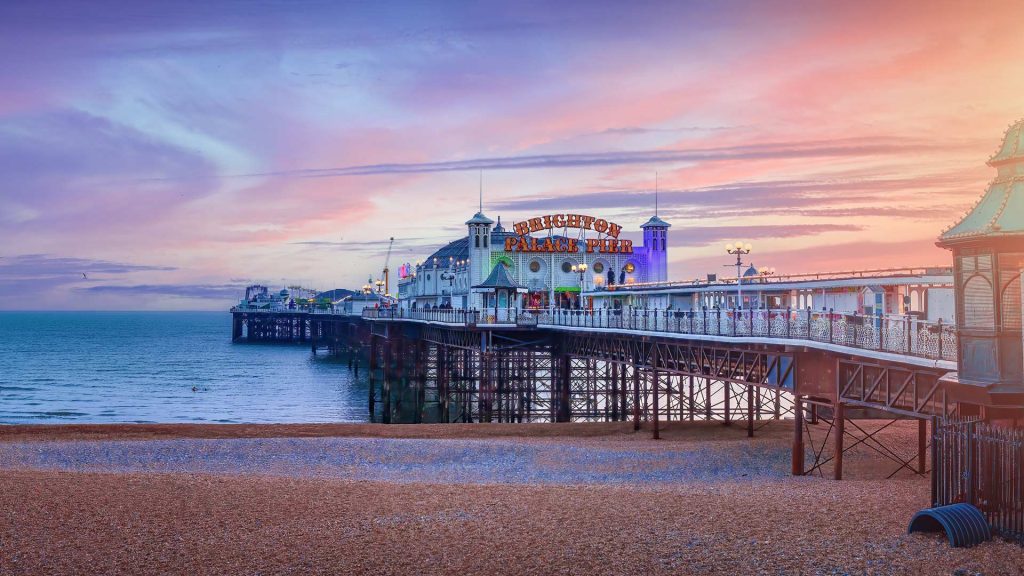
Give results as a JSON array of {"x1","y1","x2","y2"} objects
[{"x1": 397, "y1": 208, "x2": 670, "y2": 311}]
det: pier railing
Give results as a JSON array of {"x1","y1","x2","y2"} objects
[
  {"x1": 533, "y1": 307, "x2": 957, "y2": 362},
  {"x1": 362, "y1": 307, "x2": 542, "y2": 326},
  {"x1": 361, "y1": 306, "x2": 957, "y2": 362}
]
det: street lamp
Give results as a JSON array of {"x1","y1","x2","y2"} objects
[
  {"x1": 725, "y1": 242, "x2": 752, "y2": 309},
  {"x1": 570, "y1": 262, "x2": 588, "y2": 308}
]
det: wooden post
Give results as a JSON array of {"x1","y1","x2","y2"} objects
[
  {"x1": 792, "y1": 396, "x2": 805, "y2": 475},
  {"x1": 834, "y1": 402, "x2": 845, "y2": 480}
]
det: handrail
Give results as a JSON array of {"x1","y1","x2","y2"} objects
[
  {"x1": 363, "y1": 306, "x2": 958, "y2": 362},
  {"x1": 533, "y1": 307, "x2": 957, "y2": 362}
]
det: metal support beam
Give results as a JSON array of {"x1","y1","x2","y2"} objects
[{"x1": 792, "y1": 396, "x2": 805, "y2": 475}]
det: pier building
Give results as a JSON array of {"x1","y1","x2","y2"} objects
[{"x1": 396, "y1": 210, "x2": 670, "y2": 311}]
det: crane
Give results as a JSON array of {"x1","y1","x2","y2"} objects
[{"x1": 382, "y1": 236, "x2": 394, "y2": 296}]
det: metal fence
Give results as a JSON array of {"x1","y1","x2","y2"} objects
[
  {"x1": 535, "y1": 307, "x2": 958, "y2": 362},
  {"x1": 362, "y1": 306, "x2": 958, "y2": 361},
  {"x1": 933, "y1": 418, "x2": 1024, "y2": 543}
]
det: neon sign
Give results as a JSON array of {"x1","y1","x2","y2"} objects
[{"x1": 507, "y1": 213, "x2": 633, "y2": 254}]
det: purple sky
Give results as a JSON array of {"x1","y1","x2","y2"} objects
[{"x1": 1, "y1": 0, "x2": 1022, "y2": 309}]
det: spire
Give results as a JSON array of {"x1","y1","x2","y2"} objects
[{"x1": 655, "y1": 171, "x2": 659, "y2": 217}]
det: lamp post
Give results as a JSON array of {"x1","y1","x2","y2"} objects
[
  {"x1": 725, "y1": 242, "x2": 752, "y2": 309},
  {"x1": 440, "y1": 256, "x2": 456, "y2": 307},
  {"x1": 571, "y1": 262, "x2": 588, "y2": 309}
]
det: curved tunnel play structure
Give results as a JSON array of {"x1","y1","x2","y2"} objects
[{"x1": 907, "y1": 503, "x2": 991, "y2": 548}]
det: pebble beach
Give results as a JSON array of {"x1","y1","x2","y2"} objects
[{"x1": 2, "y1": 421, "x2": 1022, "y2": 575}]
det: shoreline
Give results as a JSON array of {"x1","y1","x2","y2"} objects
[{"x1": 0, "y1": 419, "x2": 783, "y2": 443}]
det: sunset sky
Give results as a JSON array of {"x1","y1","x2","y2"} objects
[{"x1": 2, "y1": 0, "x2": 1022, "y2": 310}]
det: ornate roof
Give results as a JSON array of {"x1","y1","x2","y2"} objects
[
  {"x1": 641, "y1": 215, "x2": 671, "y2": 229},
  {"x1": 939, "y1": 118, "x2": 1024, "y2": 246},
  {"x1": 988, "y1": 118, "x2": 1024, "y2": 166},
  {"x1": 473, "y1": 262, "x2": 526, "y2": 291},
  {"x1": 465, "y1": 211, "x2": 494, "y2": 225}
]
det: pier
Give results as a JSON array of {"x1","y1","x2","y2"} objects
[{"x1": 230, "y1": 120, "x2": 1024, "y2": 542}]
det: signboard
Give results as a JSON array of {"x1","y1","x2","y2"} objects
[{"x1": 507, "y1": 213, "x2": 633, "y2": 254}]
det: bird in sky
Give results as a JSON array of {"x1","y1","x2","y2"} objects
[{"x1": 82, "y1": 273, "x2": 88, "y2": 279}]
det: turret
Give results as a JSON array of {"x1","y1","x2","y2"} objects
[
  {"x1": 937, "y1": 118, "x2": 1024, "y2": 412},
  {"x1": 466, "y1": 210, "x2": 494, "y2": 309},
  {"x1": 641, "y1": 215, "x2": 671, "y2": 283}
]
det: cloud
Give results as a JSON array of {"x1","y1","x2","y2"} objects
[
  {"x1": 490, "y1": 173, "x2": 972, "y2": 220},
  {"x1": 670, "y1": 224, "x2": 863, "y2": 247},
  {"x1": 76, "y1": 283, "x2": 244, "y2": 300},
  {"x1": 0, "y1": 254, "x2": 175, "y2": 279},
  {"x1": 223, "y1": 136, "x2": 942, "y2": 180}
]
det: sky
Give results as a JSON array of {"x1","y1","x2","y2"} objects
[{"x1": 1, "y1": 0, "x2": 1022, "y2": 310}]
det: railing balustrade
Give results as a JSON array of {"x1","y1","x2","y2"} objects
[
  {"x1": 361, "y1": 306, "x2": 958, "y2": 362},
  {"x1": 534, "y1": 307, "x2": 957, "y2": 362}
]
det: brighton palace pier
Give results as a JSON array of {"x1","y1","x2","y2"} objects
[{"x1": 233, "y1": 120, "x2": 1024, "y2": 542}]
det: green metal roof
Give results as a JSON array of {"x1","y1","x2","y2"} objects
[
  {"x1": 640, "y1": 215, "x2": 671, "y2": 229},
  {"x1": 939, "y1": 119, "x2": 1024, "y2": 245},
  {"x1": 988, "y1": 119, "x2": 1024, "y2": 166},
  {"x1": 472, "y1": 262, "x2": 525, "y2": 290}
]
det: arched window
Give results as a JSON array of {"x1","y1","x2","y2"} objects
[
  {"x1": 475, "y1": 235, "x2": 480, "y2": 248},
  {"x1": 483, "y1": 235, "x2": 488, "y2": 248},
  {"x1": 963, "y1": 275, "x2": 995, "y2": 329}
]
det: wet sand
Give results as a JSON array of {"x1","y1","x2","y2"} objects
[{"x1": 2, "y1": 421, "x2": 1022, "y2": 575}]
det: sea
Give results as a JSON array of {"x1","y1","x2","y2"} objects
[{"x1": 0, "y1": 312, "x2": 371, "y2": 424}]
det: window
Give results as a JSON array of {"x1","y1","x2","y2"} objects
[
  {"x1": 561, "y1": 261, "x2": 573, "y2": 273},
  {"x1": 529, "y1": 260, "x2": 541, "y2": 273},
  {"x1": 484, "y1": 235, "x2": 488, "y2": 248},
  {"x1": 963, "y1": 275, "x2": 994, "y2": 329},
  {"x1": 475, "y1": 235, "x2": 480, "y2": 248},
  {"x1": 592, "y1": 261, "x2": 604, "y2": 273}
]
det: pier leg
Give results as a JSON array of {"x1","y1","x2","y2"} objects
[
  {"x1": 414, "y1": 340, "x2": 425, "y2": 424},
  {"x1": 792, "y1": 396, "x2": 805, "y2": 475},
  {"x1": 724, "y1": 382, "x2": 731, "y2": 426},
  {"x1": 688, "y1": 376, "x2": 695, "y2": 421},
  {"x1": 652, "y1": 369, "x2": 660, "y2": 440},
  {"x1": 918, "y1": 418, "x2": 927, "y2": 475},
  {"x1": 382, "y1": 339, "x2": 392, "y2": 425},
  {"x1": 440, "y1": 347, "x2": 450, "y2": 423},
  {"x1": 619, "y1": 362, "x2": 628, "y2": 421},
  {"x1": 705, "y1": 379, "x2": 712, "y2": 420},
  {"x1": 555, "y1": 352, "x2": 571, "y2": 423},
  {"x1": 368, "y1": 335, "x2": 377, "y2": 419},
  {"x1": 747, "y1": 384, "x2": 754, "y2": 438},
  {"x1": 834, "y1": 402, "x2": 845, "y2": 480},
  {"x1": 610, "y1": 362, "x2": 619, "y2": 422},
  {"x1": 632, "y1": 362, "x2": 641, "y2": 431}
]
